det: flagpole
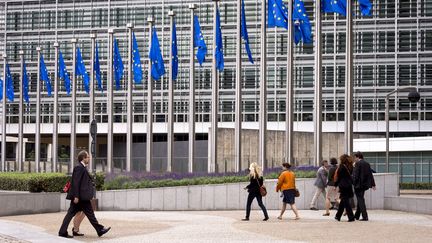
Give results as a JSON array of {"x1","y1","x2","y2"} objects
[
  {"x1": 168, "y1": 10, "x2": 175, "y2": 173},
  {"x1": 70, "y1": 39, "x2": 77, "y2": 172},
  {"x1": 210, "y1": 0, "x2": 219, "y2": 173},
  {"x1": 188, "y1": 4, "x2": 196, "y2": 174},
  {"x1": 107, "y1": 29, "x2": 114, "y2": 173},
  {"x1": 345, "y1": 0, "x2": 354, "y2": 155},
  {"x1": 35, "y1": 48, "x2": 41, "y2": 173},
  {"x1": 18, "y1": 51, "x2": 24, "y2": 172},
  {"x1": 314, "y1": 0, "x2": 323, "y2": 166},
  {"x1": 146, "y1": 17, "x2": 154, "y2": 172},
  {"x1": 235, "y1": 0, "x2": 242, "y2": 172},
  {"x1": 1, "y1": 53, "x2": 6, "y2": 172},
  {"x1": 285, "y1": 1, "x2": 294, "y2": 165},
  {"x1": 89, "y1": 33, "x2": 96, "y2": 172},
  {"x1": 53, "y1": 42, "x2": 59, "y2": 172},
  {"x1": 259, "y1": 0, "x2": 267, "y2": 170},
  {"x1": 126, "y1": 23, "x2": 133, "y2": 172}
]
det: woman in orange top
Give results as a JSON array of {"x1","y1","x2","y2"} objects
[{"x1": 276, "y1": 163, "x2": 300, "y2": 220}]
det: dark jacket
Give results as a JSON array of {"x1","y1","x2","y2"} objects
[
  {"x1": 334, "y1": 164, "x2": 354, "y2": 198},
  {"x1": 66, "y1": 163, "x2": 95, "y2": 201},
  {"x1": 246, "y1": 176, "x2": 264, "y2": 195},
  {"x1": 353, "y1": 159, "x2": 376, "y2": 191},
  {"x1": 327, "y1": 164, "x2": 338, "y2": 187}
]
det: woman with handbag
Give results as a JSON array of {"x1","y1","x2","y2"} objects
[
  {"x1": 242, "y1": 162, "x2": 269, "y2": 221},
  {"x1": 334, "y1": 154, "x2": 355, "y2": 222},
  {"x1": 276, "y1": 163, "x2": 300, "y2": 220}
]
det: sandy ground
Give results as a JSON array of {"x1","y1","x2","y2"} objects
[{"x1": 1, "y1": 210, "x2": 432, "y2": 242}]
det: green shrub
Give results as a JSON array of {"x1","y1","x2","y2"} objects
[
  {"x1": 400, "y1": 182, "x2": 432, "y2": 190},
  {"x1": 103, "y1": 171, "x2": 316, "y2": 190},
  {"x1": 0, "y1": 172, "x2": 105, "y2": 192}
]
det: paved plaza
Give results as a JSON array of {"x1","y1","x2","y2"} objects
[{"x1": 0, "y1": 210, "x2": 431, "y2": 242}]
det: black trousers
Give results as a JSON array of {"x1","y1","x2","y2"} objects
[
  {"x1": 59, "y1": 200, "x2": 104, "y2": 235},
  {"x1": 245, "y1": 192, "x2": 268, "y2": 219},
  {"x1": 335, "y1": 196, "x2": 354, "y2": 221},
  {"x1": 355, "y1": 189, "x2": 368, "y2": 220}
]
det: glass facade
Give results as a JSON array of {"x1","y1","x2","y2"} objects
[{"x1": 0, "y1": 0, "x2": 431, "y2": 128}]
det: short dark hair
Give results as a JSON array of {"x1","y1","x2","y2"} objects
[
  {"x1": 354, "y1": 151, "x2": 364, "y2": 159},
  {"x1": 330, "y1": 157, "x2": 338, "y2": 165},
  {"x1": 77, "y1": 150, "x2": 88, "y2": 162},
  {"x1": 282, "y1": 163, "x2": 291, "y2": 169}
]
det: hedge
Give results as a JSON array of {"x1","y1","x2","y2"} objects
[
  {"x1": 103, "y1": 171, "x2": 317, "y2": 190},
  {"x1": 0, "y1": 172, "x2": 105, "y2": 192},
  {"x1": 400, "y1": 183, "x2": 432, "y2": 190}
]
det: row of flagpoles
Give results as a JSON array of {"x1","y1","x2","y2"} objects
[{"x1": 1, "y1": 0, "x2": 371, "y2": 173}]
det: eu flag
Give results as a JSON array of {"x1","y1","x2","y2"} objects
[
  {"x1": 149, "y1": 27, "x2": 166, "y2": 81},
  {"x1": 358, "y1": 0, "x2": 372, "y2": 16},
  {"x1": 58, "y1": 50, "x2": 71, "y2": 95},
  {"x1": 215, "y1": 7, "x2": 224, "y2": 72},
  {"x1": 23, "y1": 60, "x2": 30, "y2": 104},
  {"x1": 6, "y1": 64, "x2": 14, "y2": 102},
  {"x1": 241, "y1": 0, "x2": 254, "y2": 64},
  {"x1": 132, "y1": 32, "x2": 143, "y2": 84},
  {"x1": 40, "y1": 53, "x2": 52, "y2": 96},
  {"x1": 172, "y1": 21, "x2": 179, "y2": 80},
  {"x1": 322, "y1": 0, "x2": 346, "y2": 16},
  {"x1": 268, "y1": 0, "x2": 288, "y2": 29},
  {"x1": 323, "y1": 0, "x2": 372, "y2": 16},
  {"x1": 194, "y1": 15, "x2": 207, "y2": 66},
  {"x1": 113, "y1": 39, "x2": 124, "y2": 90},
  {"x1": 293, "y1": 0, "x2": 312, "y2": 44},
  {"x1": 94, "y1": 42, "x2": 103, "y2": 91},
  {"x1": 76, "y1": 47, "x2": 90, "y2": 94}
]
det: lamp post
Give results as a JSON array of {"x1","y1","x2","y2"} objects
[{"x1": 385, "y1": 87, "x2": 420, "y2": 172}]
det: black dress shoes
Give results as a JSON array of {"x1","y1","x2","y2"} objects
[
  {"x1": 98, "y1": 227, "x2": 111, "y2": 237},
  {"x1": 72, "y1": 227, "x2": 84, "y2": 236},
  {"x1": 263, "y1": 217, "x2": 269, "y2": 221},
  {"x1": 334, "y1": 217, "x2": 341, "y2": 221},
  {"x1": 359, "y1": 218, "x2": 369, "y2": 221},
  {"x1": 241, "y1": 218, "x2": 249, "y2": 221},
  {"x1": 348, "y1": 218, "x2": 355, "y2": 222},
  {"x1": 58, "y1": 233, "x2": 73, "y2": 238}
]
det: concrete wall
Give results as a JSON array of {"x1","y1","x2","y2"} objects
[
  {"x1": 213, "y1": 128, "x2": 374, "y2": 171},
  {"x1": 384, "y1": 196, "x2": 432, "y2": 215},
  {"x1": 0, "y1": 192, "x2": 61, "y2": 216},
  {"x1": 61, "y1": 173, "x2": 398, "y2": 211}
]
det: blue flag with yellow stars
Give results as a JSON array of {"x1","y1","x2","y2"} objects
[
  {"x1": 215, "y1": 7, "x2": 224, "y2": 72},
  {"x1": 58, "y1": 50, "x2": 71, "y2": 95},
  {"x1": 40, "y1": 53, "x2": 52, "y2": 96},
  {"x1": 194, "y1": 15, "x2": 207, "y2": 66},
  {"x1": 241, "y1": 0, "x2": 254, "y2": 64},
  {"x1": 172, "y1": 21, "x2": 179, "y2": 80},
  {"x1": 149, "y1": 27, "x2": 166, "y2": 81},
  {"x1": 113, "y1": 39, "x2": 124, "y2": 90},
  {"x1": 132, "y1": 32, "x2": 143, "y2": 84},
  {"x1": 75, "y1": 47, "x2": 90, "y2": 94}
]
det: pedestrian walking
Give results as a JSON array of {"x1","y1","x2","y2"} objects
[
  {"x1": 58, "y1": 150, "x2": 111, "y2": 238},
  {"x1": 310, "y1": 160, "x2": 329, "y2": 210},
  {"x1": 242, "y1": 162, "x2": 269, "y2": 221},
  {"x1": 323, "y1": 157, "x2": 339, "y2": 216},
  {"x1": 334, "y1": 154, "x2": 355, "y2": 222},
  {"x1": 276, "y1": 163, "x2": 300, "y2": 220},
  {"x1": 353, "y1": 151, "x2": 376, "y2": 221}
]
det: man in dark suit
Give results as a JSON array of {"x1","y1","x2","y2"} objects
[
  {"x1": 58, "y1": 150, "x2": 111, "y2": 238},
  {"x1": 353, "y1": 151, "x2": 376, "y2": 221}
]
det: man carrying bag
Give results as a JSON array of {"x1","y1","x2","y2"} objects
[{"x1": 58, "y1": 150, "x2": 110, "y2": 238}]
